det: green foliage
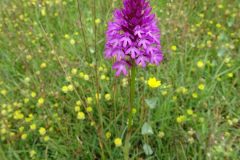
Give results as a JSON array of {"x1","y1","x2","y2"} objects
[{"x1": 0, "y1": 0, "x2": 240, "y2": 160}]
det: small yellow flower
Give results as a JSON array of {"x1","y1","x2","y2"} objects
[
  {"x1": 207, "y1": 32, "x2": 213, "y2": 36},
  {"x1": 43, "y1": 136, "x2": 50, "y2": 142},
  {"x1": 77, "y1": 112, "x2": 85, "y2": 120},
  {"x1": 70, "y1": 39, "x2": 75, "y2": 45},
  {"x1": 228, "y1": 120, "x2": 233, "y2": 126},
  {"x1": 30, "y1": 150, "x2": 36, "y2": 158},
  {"x1": 87, "y1": 97, "x2": 93, "y2": 104},
  {"x1": 176, "y1": 115, "x2": 186, "y2": 123},
  {"x1": 105, "y1": 132, "x2": 111, "y2": 139},
  {"x1": 198, "y1": 84, "x2": 205, "y2": 91},
  {"x1": 61, "y1": 86, "x2": 68, "y2": 93},
  {"x1": 30, "y1": 124, "x2": 37, "y2": 130},
  {"x1": 21, "y1": 133, "x2": 28, "y2": 140},
  {"x1": 147, "y1": 77, "x2": 161, "y2": 88},
  {"x1": 197, "y1": 61, "x2": 204, "y2": 68},
  {"x1": 216, "y1": 23, "x2": 222, "y2": 28},
  {"x1": 1, "y1": 128, "x2": 7, "y2": 134},
  {"x1": 100, "y1": 74, "x2": 106, "y2": 80},
  {"x1": 158, "y1": 131, "x2": 165, "y2": 138},
  {"x1": 95, "y1": 18, "x2": 101, "y2": 25},
  {"x1": 171, "y1": 45, "x2": 177, "y2": 51},
  {"x1": 24, "y1": 98, "x2": 29, "y2": 104},
  {"x1": 131, "y1": 108, "x2": 137, "y2": 114},
  {"x1": 114, "y1": 138, "x2": 122, "y2": 147},
  {"x1": 39, "y1": 127, "x2": 46, "y2": 136},
  {"x1": 181, "y1": 87, "x2": 188, "y2": 94},
  {"x1": 38, "y1": 98, "x2": 45, "y2": 106},
  {"x1": 0, "y1": 89, "x2": 7, "y2": 96},
  {"x1": 192, "y1": 92, "x2": 198, "y2": 98},
  {"x1": 24, "y1": 77, "x2": 30, "y2": 83},
  {"x1": 13, "y1": 110, "x2": 24, "y2": 120},
  {"x1": 71, "y1": 68, "x2": 78, "y2": 75},
  {"x1": 218, "y1": 4, "x2": 223, "y2": 9},
  {"x1": 224, "y1": 132, "x2": 230, "y2": 137},
  {"x1": 31, "y1": 92, "x2": 36, "y2": 98},
  {"x1": 104, "y1": 93, "x2": 111, "y2": 101},
  {"x1": 84, "y1": 74, "x2": 89, "y2": 81},
  {"x1": 19, "y1": 126, "x2": 25, "y2": 132},
  {"x1": 75, "y1": 106, "x2": 80, "y2": 112},
  {"x1": 79, "y1": 72, "x2": 84, "y2": 78},
  {"x1": 76, "y1": 100, "x2": 82, "y2": 106},
  {"x1": 67, "y1": 84, "x2": 74, "y2": 91},
  {"x1": 172, "y1": 96, "x2": 177, "y2": 101},
  {"x1": 64, "y1": 34, "x2": 70, "y2": 39},
  {"x1": 40, "y1": 62, "x2": 47, "y2": 69},
  {"x1": 86, "y1": 106, "x2": 93, "y2": 112},
  {"x1": 41, "y1": 7, "x2": 46, "y2": 16},
  {"x1": 90, "y1": 121, "x2": 96, "y2": 126},
  {"x1": 227, "y1": 73, "x2": 233, "y2": 78},
  {"x1": 187, "y1": 109, "x2": 193, "y2": 115}
]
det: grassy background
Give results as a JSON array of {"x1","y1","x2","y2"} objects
[{"x1": 0, "y1": 0, "x2": 240, "y2": 159}]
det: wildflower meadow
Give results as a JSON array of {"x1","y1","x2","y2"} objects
[{"x1": 0, "y1": 0, "x2": 239, "y2": 160}]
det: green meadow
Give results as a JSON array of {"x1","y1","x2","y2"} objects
[{"x1": 0, "y1": 0, "x2": 239, "y2": 159}]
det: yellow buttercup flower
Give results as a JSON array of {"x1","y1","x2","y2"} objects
[
  {"x1": 187, "y1": 109, "x2": 193, "y2": 115},
  {"x1": 158, "y1": 131, "x2": 165, "y2": 138},
  {"x1": 38, "y1": 98, "x2": 45, "y2": 106},
  {"x1": 14, "y1": 110, "x2": 24, "y2": 120},
  {"x1": 31, "y1": 92, "x2": 37, "y2": 98},
  {"x1": 192, "y1": 92, "x2": 198, "y2": 98},
  {"x1": 40, "y1": 62, "x2": 47, "y2": 69},
  {"x1": 105, "y1": 132, "x2": 111, "y2": 139},
  {"x1": 21, "y1": 133, "x2": 28, "y2": 140},
  {"x1": 176, "y1": 115, "x2": 186, "y2": 123},
  {"x1": 70, "y1": 39, "x2": 75, "y2": 45},
  {"x1": 39, "y1": 127, "x2": 46, "y2": 136},
  {"x1": 43, "y1": 136, "x2": 50, "y2": 142},
  {"x1": 84, "y1": 74, "x2": 89, "y2": 81},
  {"x1": 114, "y1": 138, "x2": 122, "y2": 147},
  {"x1": 76, "y1": 100, "x2": 81, "y2": 106},
  {"x1": 77, "y1": 112, "x2": 85, "y2": 120},
  {"x1": 104, "y1": 93, "x2": 111, "y2": 101},
  {"x1": 86, "y1": 106, "x2": 93, "y2": 112},
  {"x1": 30, "y1": 124, "x2": 36, "y2": 130},
  {"x1": 197, "y1": 60, "x2": 204, "y2": 68},
  {"x1": 71, "y1": 68, "x2": 78, "y2": 75},
  {"x1": 87, "y1": 97, "x2": 93, "y2": 104},
  {"x1": 1, "y1": 89, "x2": 7, "y2": 96},
  {"x1": 147, "y1": 77, "x2": 161, "y2": 88},
  {"x1": 171, "y1": 45, "x2": 177, "y2": 51},
  {"x1": 75, "y1": 106, "x2": 80, "y2": 112},
  {"x1": 61, "y1": 86, "x2": 68, "y2": 93},
  {"x1": 67, "y1": 84, "x2": 74, "y2": 91},
  {"x1": 95, "y1": 18, "x2": 101, "y2": 25},
  {"x1": 30, "y1": 150, "x2": 36, "y2": 158},
  {"x1": 198, "y1": 84, "x2": 205, "y2": 91}
]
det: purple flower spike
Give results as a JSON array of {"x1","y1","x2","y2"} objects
[{"x1": 105, "y1": 0, "x2": 163, "y2": 76}]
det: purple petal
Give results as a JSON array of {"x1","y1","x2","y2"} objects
[
  {"x1": 135, "y1": 55, "x2": 149, "y2": 67},
  {"x1": 150, "y1": 52, "x2": 163, "y2": 65},
  {"x1": 112, "y1": 60, "x2": 130, "y2": 76}
]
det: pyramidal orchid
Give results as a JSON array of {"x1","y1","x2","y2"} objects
[{"x1": 105, "y1": 0, "x2": 163, "y2": 76}]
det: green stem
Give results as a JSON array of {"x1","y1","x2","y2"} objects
[
  {"x1": 129, "y1": 65, "x2": 136, "y2": 127},
  {"x1": 124, "y1": 65, "x2": 136, "y2": 160}
]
